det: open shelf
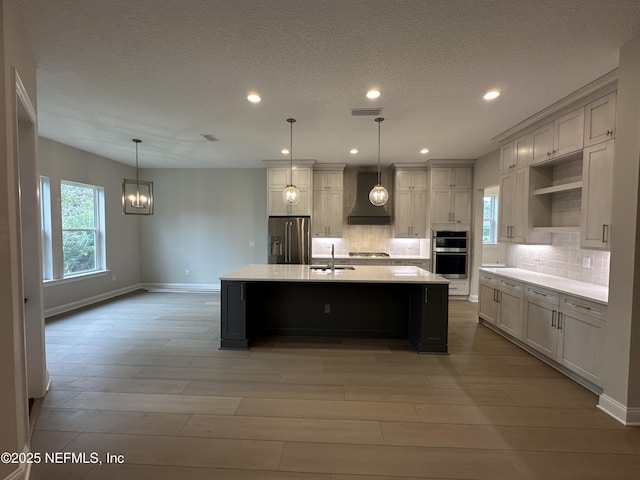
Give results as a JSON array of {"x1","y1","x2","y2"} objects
[{"x1": 533, "y1": 181, "x2": 583, "y2": 196}]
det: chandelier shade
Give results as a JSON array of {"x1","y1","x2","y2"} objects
[
  {"x1": 369, "y1": 117, "x2": 389, "y2": 207},
  {"x1": 282, "y1": 118, "x2": 300, "y2": 206},
  {"x1": 122, "y1": 138, "x2": 154, "y2": 215}
]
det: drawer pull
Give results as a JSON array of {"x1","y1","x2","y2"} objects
[
  {"x1": 566, "y1": 301, "x2": 596, "y2": 312},
  {"x1": 551, "y1": 310, "x2": 556, "y2": 327},
  {"x1": 558, "y1": 312, "x2": 563, "y2": 330},
  {"x1": 503, "y1": 282, "x2": 517, "y2": 288},
  {"x1": 531, "y1": 290, "x2": 547, "y2": 297}
]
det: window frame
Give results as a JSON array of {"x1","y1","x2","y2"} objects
[
  {"x1": 482, "y1": 193, "x2": 499, "y2": 244},
  {"x1": 40, "y1": 177, "x2": 107, "y2": 282},
  {"x1": 60, "y1": 180, "x2": 105, "y2": 277}
]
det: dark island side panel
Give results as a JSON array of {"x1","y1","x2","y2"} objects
[
  {"x1": 220, "y1": 280, "x2": 448, "y2": 353},
  {"x1": 253, "y1": 282, "x2": 411, "y2": 337}
]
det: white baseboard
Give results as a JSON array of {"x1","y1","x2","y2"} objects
[
  {"x1": 598, "y1": 394, "x2": 640, "y2": 426},
  {"x1": 142, "y1": 283, "x2": 221, "y2": 293},
  {"x1": 468, "y1": 294, "x2": 479, "y2": 302},
  {"x1": 44, "y1": 284, "x2": 143, "y2": 318}
]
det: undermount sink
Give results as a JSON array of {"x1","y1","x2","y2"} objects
[{"x1": 309, "y1": 265, "x2": 356, "y2": 271}]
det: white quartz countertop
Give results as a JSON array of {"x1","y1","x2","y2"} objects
[
  {"x1": 221, "y1": 264, "x2": 449, "y2": 284},
  {"x1": 479, "y1": 267, "x2": 608, "y2": 305}
]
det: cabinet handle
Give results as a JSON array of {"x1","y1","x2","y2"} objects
[
  {"x1": 496, "y1": 290, "x2": 501, "y2": 303},
  {"x1": 564, "y1": 300, "x2": 593, "y2": 312},
  {"x1": 503, "y1": 281, "x2": 516, "y2": 288},
  {"x1": 607, "y1": 129, "x2": 614, "y2": 136},
  {"x1": 551, "y1": 310, "x2": 556, "y2": 327},
  {"x1": 424, "y1": 287, "x2": 428, "y2": 303},
  {"x1": 557, "y1": 312, "x2": 563, "y2": 330},
  {"x1": 531, "y1": 290, "x2": 547, "y2": 297},
  {"x1": 240, "y1": 284, "x2": 245, "y2": 301},
  {"x1": 547, "y1": 151, "x2": 552, "y2": 157},
  {"x1": 602, "y1": 224, "x2": 609, "y2": 243}
]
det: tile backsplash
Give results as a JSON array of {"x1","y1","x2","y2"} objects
[
  {"x1": 312, "y1": 225, "x2": 429, "y2": 257},
  {"x1": 513, "y1": 233, "x2": 610, "y2": 286}
]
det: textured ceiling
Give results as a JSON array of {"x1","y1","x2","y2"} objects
[{"x1": 17, "y1": 0, "x2": 640, "y2": 168}]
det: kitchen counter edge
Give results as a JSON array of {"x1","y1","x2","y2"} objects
[
  {"x1": 479, "y1": 267, "x2": 608, "y2": 305},
  {"x1": 222, "y1": 264, "x2": 449, "y2": 284}
]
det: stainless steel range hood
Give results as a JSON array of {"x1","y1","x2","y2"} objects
[{"x1": 347, "y1": 171, "x2": 391, "y2": 225}]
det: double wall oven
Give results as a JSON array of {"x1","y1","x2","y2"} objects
[{"x1": 431, "y1": 230, "x2": 469, "y2": 279}]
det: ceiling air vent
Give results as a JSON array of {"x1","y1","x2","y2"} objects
[
  {"x1": 351, "y1": 107, "x2": 383, "y2": 116},
  {"x1": 201, "y1": 133, "x2": 220, "y2": 142}
]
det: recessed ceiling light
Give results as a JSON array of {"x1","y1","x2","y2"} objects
[
  {"x1": 350, "y1": 148, "x2": 358, "y2": 155},
  {"x1": 281, "y1": 148, "x2": 289, "y2": 155},
  {"x1": 247, "y1": 93, "x2": 262, "y2": 103},
  {"x1": 420, "y1": 148, "x2": 430, "y2": 155},
  {"x1": 483, "y1": 90, "x2": 501, "y2": 100},
  {"x1": 366, "y1": 89, "x2": 381, "y2": 99}
]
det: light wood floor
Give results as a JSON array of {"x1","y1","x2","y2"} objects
[{"x1": 31, "y1": 292, "x2": 640, "y2": 479}]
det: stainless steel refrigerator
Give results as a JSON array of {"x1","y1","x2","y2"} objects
[{"x1": 268, "y1": 216, "x2": 311, "y2": 264}]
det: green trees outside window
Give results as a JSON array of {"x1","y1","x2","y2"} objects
[{"x1": 61, "y1": 182, "x2": 98, "y2": 274}]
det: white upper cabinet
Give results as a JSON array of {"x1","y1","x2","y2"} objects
[
  {"x1": 498, "y1": 167, "x2": 528, "y2": 243},
  {"x1": 554, "y1": 109, "x2": 585, "y2": 157},
  {"x1": 500, "y1": 142, "x2": 515, "y2": 175},
  {"x1": 429, "y1": 167, "x2": 472, "y2": 225},
  {"x1": 312, "y1": 167, "x2": 344, "y2": 238},
  {"x1": 267, "y1": 166, "x2": 313, "y2": 216},
  {"x1": 580, "y1": 140, "x2": 614, "y2": 249},
  {"x1": 531, "y1": 108, "x2": 584, "y2": 166},
  {"x1": 394, "y1": 167, "x2": 427, "y2": 238},
  {"x1": 500, "y1": 134, "x2": 532, "y2": 175},
  {"x1": 583, "y1": 91, "x2": 617, "y2": 147}
]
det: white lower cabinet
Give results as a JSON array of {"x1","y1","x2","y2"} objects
[
  {"x1": 524, "y1": 286, "x2": 561, "y2": 358},
  {"x1": 478, "y1": 273, "x2": 499, "y2": 325},
  {"x1": 523, "y1": 287, "x2": 605, "y2": 387},
  {"x1": 556, "y1": 295, "x2": 606, "y2": 386},
  {"x1": 480, "y1": 272, "x2": 607, "y2": 388},
  {"x1": 448, "y1": 279, "x2": 470, "y2": 297},
  {"x1": 478, "y1": 273, "x2": 523, "y2": 337},
  {"x1": 496, "y1": 279, "x2": 524, "y2": 339}
]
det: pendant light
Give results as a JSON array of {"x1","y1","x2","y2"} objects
[
  {"x1": 369, "y1": 117, "x2": 389, "y2": 206},
  {"x1": 122, "y1": 138, "x2": 154, "y2": 215},
  {"x1": 282, "y1": 118, "x2": 301, "y2": 206}
]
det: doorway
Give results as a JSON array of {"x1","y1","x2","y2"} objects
[{"x1": 16, "y1": 71, "x2": 48, "y2": 411}]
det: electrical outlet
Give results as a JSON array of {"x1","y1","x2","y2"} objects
[
  {"x1": 185, "y1": 269, "x2": 191, "y2": 277},
  {"x1": 583, "y1": 257, "x2": 591, "y2": 268},
  {"x1": 111, "y1": 274, "x2": 116, "y2": 282},
  {"x1": 324, "y1": 304, "x2": 331, "y2": 314},
  {"x1": 249, "y1": 241, "x2": 255, "y2": 247},
  {"x1": 534, "y1": 251, "x2": 540, "y2": 261}
]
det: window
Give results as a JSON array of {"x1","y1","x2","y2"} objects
[
  {"x1": 40, "y1": 176, "x2": 53, "y2": 280},
  {"x1": 61, "y1": 181, "x2": 104, "y2": 275},
  {"x1": 483, "y1": 194, "x2": 498, "y2": 243},
  {"x1": 40, "y1": 177, "x2": 106, "y2": 280}
]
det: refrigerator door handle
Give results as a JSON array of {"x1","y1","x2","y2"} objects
[{"x1": 285, "y1": 221, "x2": 292, "y2": 263}]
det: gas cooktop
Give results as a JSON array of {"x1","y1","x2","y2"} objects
[{"x1": 348, "y1": 252, "x2": 390, "y2": 257}]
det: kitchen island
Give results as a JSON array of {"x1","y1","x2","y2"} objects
[{"x1": 220, "y1": 264, "x2": 449, "y2": 353}]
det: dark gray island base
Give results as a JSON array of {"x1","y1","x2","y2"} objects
[{"x1": 220, "y1": 265, "x2": 449, "y2": 354}]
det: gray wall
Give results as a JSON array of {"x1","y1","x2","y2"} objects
[
  {"x1": 470, "y1": 149, "x2": 500, "y2": 298},
  {"x1": 1, "y1": 0, "x2": 37, "y2": 476},
  {"x1": 139, "y1": 168, "x2": 267, "y2": 288},
  {"x1": 38, "y1": 137, "x2": 142, "y2": 313},
  {"x1": 601, "y1": 33, "x2": 640, "y2": 420}
]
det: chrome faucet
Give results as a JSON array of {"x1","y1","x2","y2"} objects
[{"x1": 329, "y1": 244, "x2": 335, "y2": 271}]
